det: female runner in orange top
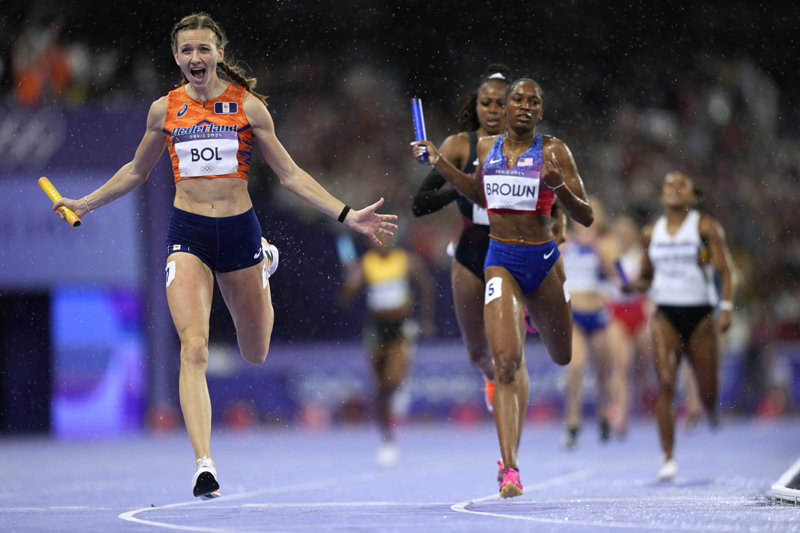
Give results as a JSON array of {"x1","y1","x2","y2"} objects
[{"x1": 52, "y1": 12, "x2": 397, "y2": 498}]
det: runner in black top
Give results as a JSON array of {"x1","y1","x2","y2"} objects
[{"x1": 412, "y1": 63, "x2": 511, "y2": 412}]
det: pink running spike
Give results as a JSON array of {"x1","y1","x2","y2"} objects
[{"x1": 499, "y1": 467, "x2": 523, "y2": 498}]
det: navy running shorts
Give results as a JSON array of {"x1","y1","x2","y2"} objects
[{"x1": 165, "y1": 206, "x2": 264, "y2": 273}]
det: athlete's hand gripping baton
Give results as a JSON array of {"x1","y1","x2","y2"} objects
[
  {"x1": 411, "y1": 97, "x2": 429, "y2": 164},
  {"x1": 38, "y1": 176, "x2": 82, "y2": 227}
]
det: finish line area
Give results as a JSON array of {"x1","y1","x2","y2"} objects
[{"x1": 2, "y1": 417, "x2": 798, "y2": 532}]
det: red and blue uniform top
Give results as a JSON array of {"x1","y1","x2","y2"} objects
[{"x1": 481, "y1": 133, "x2": 556, "y2": 215}]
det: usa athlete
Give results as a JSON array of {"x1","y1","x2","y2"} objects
[
  {"x1": 412, "y1": 78, "x2": 593, "y2": 498},
  {"x1": 51, "y1": 12, "x2": 397, "y2": 498}
]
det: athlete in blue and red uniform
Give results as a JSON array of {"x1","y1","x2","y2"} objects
[
  {"x1": 51, "y1": 12, "x2": 397, "y2": 498},
  {"x1": 412, "y1": 77, "x2": 593, "y2": 498}
]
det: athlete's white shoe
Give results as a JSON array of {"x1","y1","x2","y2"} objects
[
  {"x1": 192, "y1": 456, "x2": 220, "y2": 498},
  {"x1": 376, "y1": 441, "x2": 398, "y2": 467},
  {"x1": 657, "y1": 458, "x2": 678, "y2": 481},
  {"x1": 261, "y1": 238, "x2": 279, "y2": 278}
]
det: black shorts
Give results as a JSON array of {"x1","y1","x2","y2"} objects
[
  {"x1": 454, "y1": 224, "x2": 490, "y2": 280},
  {"x1": 656, "y1": 305, "x2": 714, "y2": 344},
  {"x1": 165, "y1": 206, "x2": 264, "y2": 273},
  {"x1": 363, "y1": 319, "x2": 407, "y2": 349}
]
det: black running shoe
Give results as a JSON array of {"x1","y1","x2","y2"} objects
[{"x1": 599, "y1": 418, "x2": 611, "y2": 442}]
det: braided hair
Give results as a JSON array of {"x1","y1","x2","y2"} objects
[
  {"x1": 456, "y1": 63, "x2": 512, "y2": 131},
  {"x1": 170, "y1": 12, "x2": 268, "y2": 106}
]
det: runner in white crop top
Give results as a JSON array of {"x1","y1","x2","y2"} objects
[{"x1": 624, "y1": 171, "x2": 736, "y2": 481}]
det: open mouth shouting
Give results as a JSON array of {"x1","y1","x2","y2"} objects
[{"x1": 189, "y1": 66, "x2": 207, "y2": 82}]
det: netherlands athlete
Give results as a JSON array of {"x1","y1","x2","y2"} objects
[{"x1": 51, "y1": 12, "x2": 397, "y2": 498}]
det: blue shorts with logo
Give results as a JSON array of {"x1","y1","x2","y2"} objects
[
  {"x1": 165, "y1": 207, "x2": 264, "y2": 273},
  {"x1": 484, "y1": 238, "x2": 560, "y2": 295}
]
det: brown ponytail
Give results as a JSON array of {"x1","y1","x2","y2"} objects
[{"x1": 218, "y1": 61, "x2": 268, "y2": 107}]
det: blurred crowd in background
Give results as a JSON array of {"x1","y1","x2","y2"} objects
[{"x1": 2, "y1": 1, "x2": 799, "y2": 414}]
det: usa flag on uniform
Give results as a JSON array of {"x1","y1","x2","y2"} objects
[
  {"x1": 518, "y1": 157, "x2": 533, "y2": 167},
  {"x1": 214, "y1": 102, "x2": 238, "y2": 114}
]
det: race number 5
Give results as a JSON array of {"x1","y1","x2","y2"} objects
[{"x1": 485, "y1": 276, "x2": 502, "y2": 304}]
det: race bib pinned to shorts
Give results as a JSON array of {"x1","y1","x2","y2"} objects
[{"x1": 165, "y1": 261, "x2": 176, "y2": 288}]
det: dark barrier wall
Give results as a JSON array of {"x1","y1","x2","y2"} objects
[{"x1": 0, "y1": 294, "x2": 51, "y2": 433}]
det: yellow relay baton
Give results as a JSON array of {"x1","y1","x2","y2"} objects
[{"x1": 38, "y1": 176, "x2": 82, "y2": 228}]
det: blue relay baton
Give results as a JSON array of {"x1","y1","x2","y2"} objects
[
  {"x1": 614, "y1": 259, "x2": 629, "y2": 285},
  {"x1": 411, "y1": 97, "x2": 429, "y2": 164}
]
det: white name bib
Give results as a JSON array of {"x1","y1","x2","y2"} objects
[
  {"x1": 174, "y1": 130, "x2": 239, "y2": 177},
  {"x1": 483, "y1": 169, "x2": 541, "y2": 211}
]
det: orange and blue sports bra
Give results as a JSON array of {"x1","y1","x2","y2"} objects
[{"x1": 163, "y1": 83, "x2": 254, "y2": 183}]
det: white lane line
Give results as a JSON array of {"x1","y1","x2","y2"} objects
[
  {"x1": 451, "y1": 495, "x2": 746, "y2": 531},
  {"x1": 450, "y1": 464, "x2": 746, "y2": 531},
  {"x1": 771, "y1": 456, "x2": 800, "y2": 504},
  {"x1": 118, "y1": 458, "x2": 453, "y2": 531},
  {"x1": 451, "y1": 467, "x2": 596, "y2": 512},
  {"x1": 118, "y1": 477, "x2": 353, "y2": 532}
]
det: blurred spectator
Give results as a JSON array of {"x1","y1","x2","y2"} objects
[{"x1": 12, "y1": 14, "x2": 70, "y2": 107}]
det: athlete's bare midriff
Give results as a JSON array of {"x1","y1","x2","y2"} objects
[
  {"x1": 174, "y1": 177, "x2": 253, "y2": 217},
  {"x1": 488, "y1": 212, "x2": 555, "y2": 244}
]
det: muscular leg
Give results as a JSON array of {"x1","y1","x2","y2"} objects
[
  {"x1": 687, "y1": 315, "x2": 720, "y2": 417},
  {"x1": 525, "y1": 260, "x2": 574, "y2": 449},
  {"x1": 682, "y1": 364, "x2": 702, "y2": 426},
  {"x1": 452, "y1": 260, "x2": 493, "y2": 379},
  {"x1": 166, "y1": 253, "x2": 215, "y2": 461},
  {"x1": 368, "y1": 345, "x2": 391, "y2": 440},
  {"x1": 484, "y1": 267, "x2": 528, "y2": 469},
  {"x1": 565, "y1": 326, "x2": 588, "y2": 430},
  {"x1": 650, "y1": 312, "x2": 683, "y2": 461},
  {"x1": 375, "y1": 337, "x2": 410, "y2": 440},
  {"x1": 588, "y1": 326, "x2": 613, "y2": 432},
  {"x1": 524, "y1": 259, "x2": 572, "y2": 367},
  {"x1": 217, "y1": 258, "x2": 275, "y2": 365},
  {"x1": 607, "y1": 319, "x2": 633, "y2": 431},
  {"x1": 634, "y1": 321, "x2": 654, "y2": 415}
]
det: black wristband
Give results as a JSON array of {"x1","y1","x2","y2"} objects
[{"x1": 338, "y1": 204, "x2": 351, "y2": 223}]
